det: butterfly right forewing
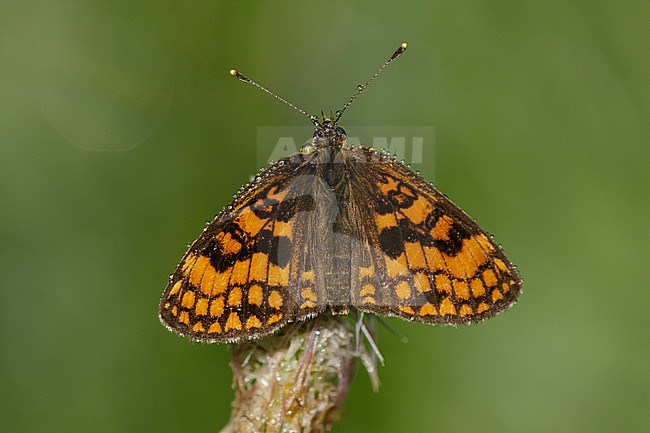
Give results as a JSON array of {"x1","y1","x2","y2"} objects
[{"x1": 159, "y1": 150, "x2": 338, "y2": 343}]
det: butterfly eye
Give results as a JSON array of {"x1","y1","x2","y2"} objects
[
  {"x1": 335, "y1": 127, "x2": 347, "y2": 137},
  {"x1": 313, "y1": 129, "x2": 325, "y2": 139}
]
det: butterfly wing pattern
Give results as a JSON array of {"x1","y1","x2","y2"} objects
[
  {"x1": 159, "y1": 141, "x2": 522, "y2": 343},
  {"x1": 159, "y1": 151, "x2": 326, "y2": 343},
  {"x1": 342, "y1": 147, "x2": 521, "y2": 324}
]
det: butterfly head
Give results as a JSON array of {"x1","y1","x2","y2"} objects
[{"x1": 312, "y1": 115, "x2": 347, "y2": 148}]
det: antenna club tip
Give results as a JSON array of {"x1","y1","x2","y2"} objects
[
  {"x1": 229, "y1": 69, "x2": 238, "y2": 77},
  {"x1": 401, "y1": 42, "x2": 408, "y2": 49}
]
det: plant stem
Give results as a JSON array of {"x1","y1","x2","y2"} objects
[{"x1": 220, "y1": 316, "x2": 361, "y2": 433}]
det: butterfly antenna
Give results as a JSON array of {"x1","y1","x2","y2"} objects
[
  {"x1": 230, "y1": 69, "x2": 320, "y2": 127},
  {"x1": 334, "y1": 42, "x2": 408, "y2": 123}
]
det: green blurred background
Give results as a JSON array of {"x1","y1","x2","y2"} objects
[{"x1": 2, "y1": 1, "x2": 649, "y2": 432}]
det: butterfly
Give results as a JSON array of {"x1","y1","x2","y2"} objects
[{"x1": 158, "y1": 42, "x2": 522, "y2": 343}]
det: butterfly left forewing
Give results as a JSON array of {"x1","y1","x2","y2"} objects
[{"x1": 342, "y1": 147, "x2": 522, "y2": 325}]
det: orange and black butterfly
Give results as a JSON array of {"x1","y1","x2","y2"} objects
[{"x1": 158, "y1": 43, "x2": 522, "y2": 343}]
